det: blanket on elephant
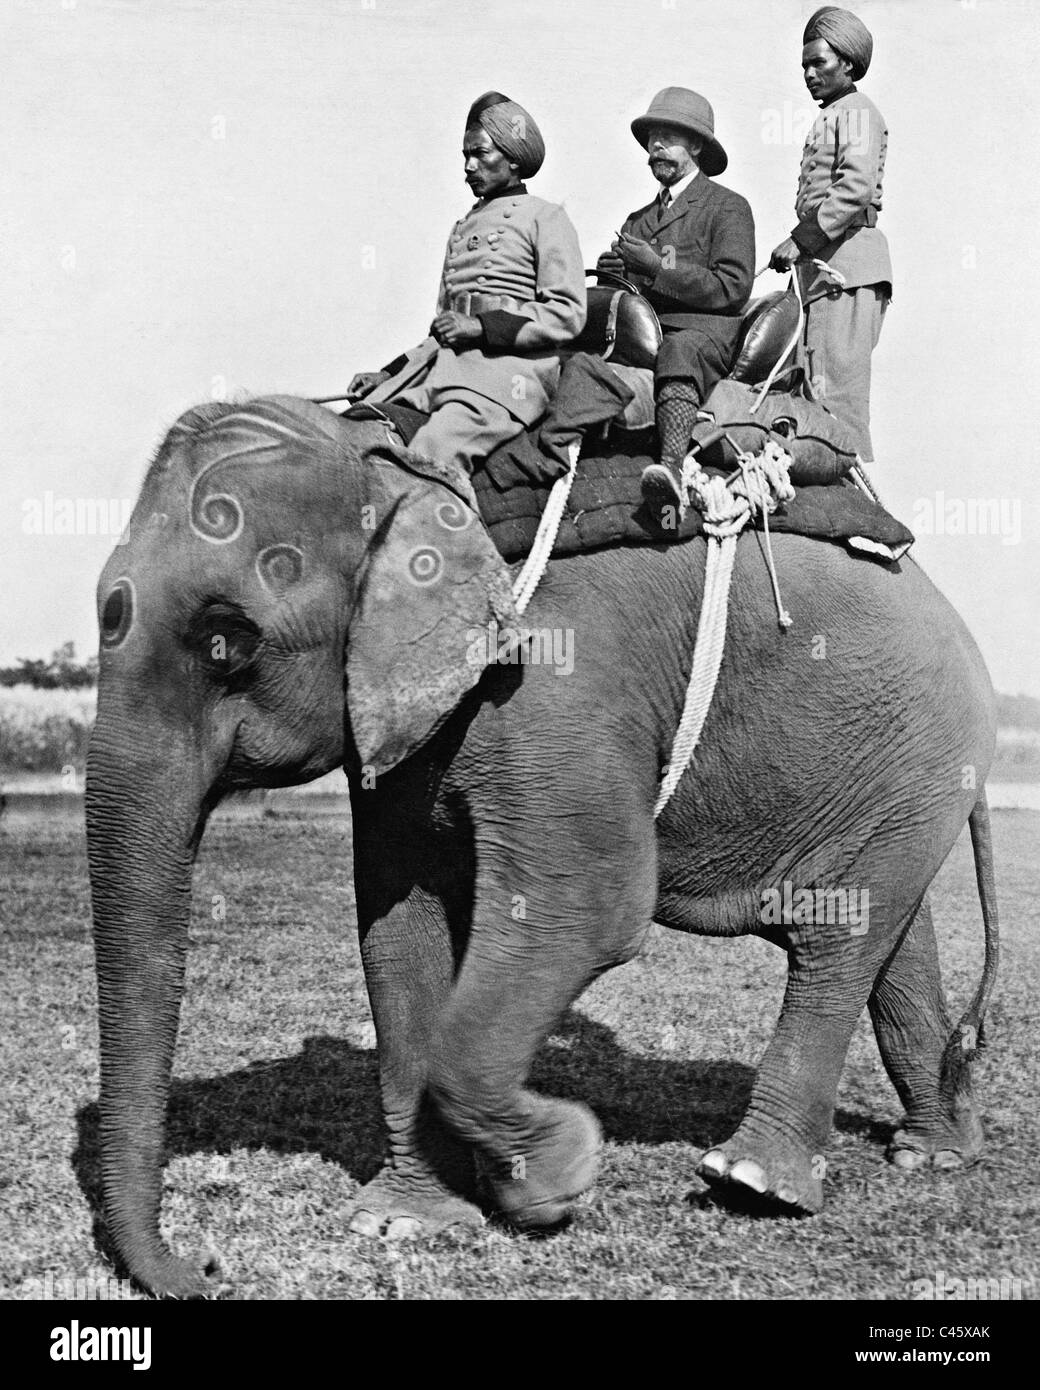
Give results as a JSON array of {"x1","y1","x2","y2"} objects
[{"x1": 377, "y1": 401, "x2": 914, "y2": 563}]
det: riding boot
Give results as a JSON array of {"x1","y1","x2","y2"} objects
[{"x1": 641, "y1": 381, "x2": 701, "y2": 523}]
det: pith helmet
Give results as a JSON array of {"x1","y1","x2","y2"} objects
[{"x1": 631, "y1": 87, "x2": 728, "y2": 176}]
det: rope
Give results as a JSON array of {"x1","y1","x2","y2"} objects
[
  {"x1": 655, "y1": 442, "x2": 795, "y2": 817},
  {"x1": 511, "y1": 440, "x2": 581, "y2": 615},
  {"x1": 654, "y1": 526, "x2": 738, "y2": 816}
]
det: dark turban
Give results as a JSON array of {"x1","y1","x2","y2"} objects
[
  {"x1": 465, "y1": 91, "x2": 545, "y2": 179},
  {"x1": 803, "y1": 6, "x2": 873, "y2": 80}
]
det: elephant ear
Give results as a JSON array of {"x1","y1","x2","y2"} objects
[{"x1": 346, "y1": 457, "x2": 517, "y2": 775}]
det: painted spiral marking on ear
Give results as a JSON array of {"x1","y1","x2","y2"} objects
[
  {"x1": 435, "y1": 498, "x2": 473, "y2": 532},
  {"x1": 406, "y1": 545, "x2": 444, "y2": 587},
  {"x1": 256, "y1": 543, "x2": 304, "y2": 595},
  {"x1": 100, "y1": 575, "x2": 135, "y2": 648},
  {"x1": 190, "y1": 490, "x2": 244, "y2": 543}
]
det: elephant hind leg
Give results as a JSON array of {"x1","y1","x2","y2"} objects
[
  {"x1": 698, "y1": 911, "x2": 905, "y2": 1214},
  {"x1": 869, "y1": 894, "x2": 984, "y2": 1171}
]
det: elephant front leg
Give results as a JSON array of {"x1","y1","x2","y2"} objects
[
  {"x1": 426, "y1": 818, "x2": 657, "y2": 1229},
  {"x1": 349, "y1": 834, "x2": 484, "y2": 1239},
  {"x1": 869, "y1": 895, "x2": 984, "y2": 1171},
  {"x1": 350, "y1": 909, "x2": 485, "y2": 1237}
]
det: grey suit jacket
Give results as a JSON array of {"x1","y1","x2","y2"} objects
[{"x1": 621, "y1": 174, "x2": 756, "y2": 337}]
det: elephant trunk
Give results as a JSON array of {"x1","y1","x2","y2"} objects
[{"x1": 85, "y1": 713, "x2": 215, "y2": 1299}]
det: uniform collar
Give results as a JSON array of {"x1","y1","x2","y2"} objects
[
  {"x1": 820, "y1": 83, "x2": 858, "y2": 109},
  {"x1": 480, "y1": 182, "x2": 528, "y2": 204}
]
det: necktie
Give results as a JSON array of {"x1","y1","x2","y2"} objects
[{"x1": 657, "y1": 188, "x2": 671, "y2": 225}]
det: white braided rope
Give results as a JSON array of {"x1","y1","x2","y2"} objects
[
  {"x1": 654, "y1": 443, "x2": 795, "y2": 817},
  {"x1": 512, "y1": 440, "x2": 581, "y2": 615},
  {"x1": 654, "y1": 526, "x2": 740, "y2": 817}
]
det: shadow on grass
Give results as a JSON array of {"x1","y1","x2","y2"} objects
[
  {"x1": 72, "y1": 1008, "x2": 886, "y2": 1258},
  {"x1": 534, "y1": 1011, "x2": 891, "y2": 1150}
]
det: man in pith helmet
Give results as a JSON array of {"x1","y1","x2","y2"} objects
[{"x1": 598, "y1": 87, "x2": 756, "y2": 521}]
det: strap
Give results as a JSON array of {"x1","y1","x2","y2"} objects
[{"x1": 600, "y1": 291, "x2": 624, "y2": 362}]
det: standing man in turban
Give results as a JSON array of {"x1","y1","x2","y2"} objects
[
  {"x1": 769, "y1": 7, "x2": 892, "y2": 463},
  {"x1": 597, "y1": 88, "x2": 755, "y2": 520},
  {"x1": 347, "y1": 92, "x2": 586, "y2": 486}
]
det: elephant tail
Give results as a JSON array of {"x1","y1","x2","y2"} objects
[{"x1": 940, "y1": 790, "x2": 1000, "y2": 1099}]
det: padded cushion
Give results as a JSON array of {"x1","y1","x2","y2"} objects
[
  {"x1": 692, "y1": 378, "x2": 859, "y2": 485},
  {"x1": 471, "y1": 440, "x2": 912, "y2": 562}
]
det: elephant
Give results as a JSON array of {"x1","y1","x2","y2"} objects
[{"x1": 86, "y1": 394, "x2": 998, "y2": 1298}]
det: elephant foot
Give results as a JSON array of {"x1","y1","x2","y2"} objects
[
  {"x1": 482, "y1": 1099, "x2": 602, "y2": 1231},
  {"x1": 347, "y1": 1163, "x2": 485, "y2": 1240},
  {"x1": 696, "y1": 1128, "x2": 823, "y2": 1215},
  {"x1": 887, "y1": 1101, "x2": 984, "y2": 1172}
]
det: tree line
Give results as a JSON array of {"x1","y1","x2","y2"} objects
[
  {"x1": 0, "y1": 643, "x2": 98, "y2": 690},
  {"x1": 2, "y1": 642, "x2": 1039, "y2": 730}
]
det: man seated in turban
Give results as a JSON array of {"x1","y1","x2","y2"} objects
[
  {"x1": 597, "y1": 87, "x2": 755, "y2": 522},
  {"x1": 769, "y1": 7, "x2": 892, "y2": 464},
  {"x1": 346, "y1": 92, "x2": 587, "y2": 491}
]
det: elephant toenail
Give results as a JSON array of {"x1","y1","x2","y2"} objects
[
  {"x1": 384, "y1": 1217, "x2": 423, "y2": 1240},
  {"x1": 932, "y1": 1150, "x2": 963, "y2": 1171},
  {"x1": 349, "y1": 1210, "x2": 382, "y2": 1237},
  {"x1": 776, "y1": 1185, "x2": 798, "y2": 1206},
  {"x1": 729, "y1": 1160, "x2": 768, "y2": 1194},
  {"x1": 698, "y1": 1149, "x2": 729, "y2": 1179},
  {"x1": 890, "y1": 1147, "x2": 926, "y2": 1170}
]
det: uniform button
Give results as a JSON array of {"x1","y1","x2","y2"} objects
[
  {"x1": 483, "y1": 261, "x2": 493, "y2": 268},
  {"x1": 477, "y1": 275, "x2": 487, "y2": 283},
  {"x1": 503, "y1": 210, "x2": 512, "y2": 218}
]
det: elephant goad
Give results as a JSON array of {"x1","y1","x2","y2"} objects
[{"x1": 86, "y1": 395, "x2": 998, "y2": 1298}]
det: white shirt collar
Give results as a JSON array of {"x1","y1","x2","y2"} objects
[{"x1": 658, "y1": 165, "x2": 699, "y2": 204}]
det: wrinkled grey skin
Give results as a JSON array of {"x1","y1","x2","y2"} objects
[{"x1": 87, "y1": 396, "x2": 997, "y2": 1298}]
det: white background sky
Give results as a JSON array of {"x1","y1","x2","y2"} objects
[{"x1": 3, "y1": 0, "x2": 1038, "y2": 693}]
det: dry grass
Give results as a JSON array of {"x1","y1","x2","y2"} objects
[{"x1": 0, "y1": 802, "x2": 1037, "y2": 1301}]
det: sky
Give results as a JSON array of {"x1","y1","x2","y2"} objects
[{"x1": 3, "y1": 0, "x2": 1039, "y2": 693}]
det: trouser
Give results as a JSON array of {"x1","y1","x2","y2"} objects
[
  {"x1": 391, "y1": 383, "x2": 526, "y2": 473},
  {"x1": 803, "y1": 282, "x2": 890, "y2": 462},
  {"x1": 654, "y1": 321, "x2": 742, "y2": 399},
  {"x1": 649, "y1": 323, "x2": 741, "y2": 469}
]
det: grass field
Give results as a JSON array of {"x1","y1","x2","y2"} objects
[{"x1": 1, "y1": 804, "x2": 1037, "y2": 1301}]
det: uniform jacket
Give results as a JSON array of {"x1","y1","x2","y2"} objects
[
  {"x1": 792, "y1": 87, "x2": 892, "y2": 294},
  {"x1": 621, "y1": 175, "x2": 756, "y2": 336},
  {"x1": 381, "y1": 189, "x2": 586, "y2": 426}
]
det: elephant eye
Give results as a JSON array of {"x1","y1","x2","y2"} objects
[{"x1": 190, "y1": 603, "x2": 262, "y2": 680}]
